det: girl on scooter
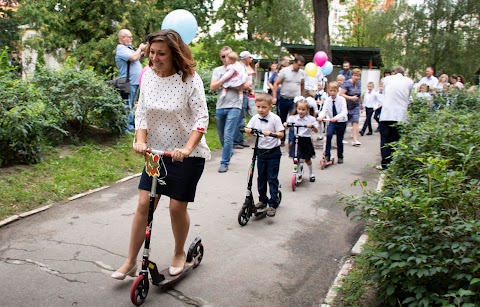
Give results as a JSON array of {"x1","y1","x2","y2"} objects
[{"x1": 284, "y1": 96, "x2": 319, "y2": 182}]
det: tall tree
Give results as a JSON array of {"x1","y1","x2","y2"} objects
[
  {"x1": 338, "y1": 0, "x2": 378, "y2": 48},
  {"x1": 312, "y1": 0, "x2": 331, "y2": 59}
]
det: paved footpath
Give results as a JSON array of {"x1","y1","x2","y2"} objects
[{"x1": 0, "y1": 125, "x2": 382, "y2": 307}]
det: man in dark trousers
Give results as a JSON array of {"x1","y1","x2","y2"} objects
[{"x1": 379, "y1": 66, "x2": 413, "y2": 169}]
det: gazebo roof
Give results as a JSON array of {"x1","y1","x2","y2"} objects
[{"x1": 283, "y1": 44, "x2": 384, "y2": 68}]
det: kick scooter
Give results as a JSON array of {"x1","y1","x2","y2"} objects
[
  {"x1": 286, "y1": 123, "x2": 309, "y2": 191},
  {"x1": 319, "y1": 119, "x2": 335, "y2": 169},
  {"x1": 130, "y1": 148, "x2": 204, "y2": 306},
  {"x1": 238, "y1": 128, "x2": 282, "y2": 226}
]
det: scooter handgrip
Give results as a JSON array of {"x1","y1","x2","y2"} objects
[{"x1": 147, "y1": 149, "x2": 172, "y2": 157}]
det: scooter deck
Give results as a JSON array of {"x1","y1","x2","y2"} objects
[{"x1": 150, "y1": 260, "x2": 195, "y2": 288}]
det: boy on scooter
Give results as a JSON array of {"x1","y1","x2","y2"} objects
[
  {"x1": 317, "y1": 81, "x2": 348, "y2": 164},
  {"x1": 245, "y1": 93, "x2": 285, "y2": 217}
]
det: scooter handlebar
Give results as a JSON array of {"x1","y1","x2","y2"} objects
[
  {"x1": 146, "y1": 148, "x2": 172, "y2": 157},
  {"x1": 249, "y1": 128, "x2": 278, "y2": 138},
  {"x1": 286, "y1": 123, "x2": 308, "y2": 128}
]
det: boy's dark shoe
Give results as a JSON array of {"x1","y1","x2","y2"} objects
[
  {"x1": 326, "y1": 156, "x2": 331, "y2": 162},
  {"x1": 366, "y1": 132, "x2": 373, "y2": 135},
  {"x1": 266, "y1": 207, "x2": 276, "y2": 217},
  {"x1": 359, "y1": 130, "x2": 365, "y2": 136},
  {"x1": 338, "y1": 158, "x2": 344, "y2": 164},
  {"x1": 255, "y1": 202, "x2": 267, "y2": 209}
]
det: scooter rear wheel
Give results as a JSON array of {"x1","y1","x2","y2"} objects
[
  {"x1": 277, "y1": 190, "x2": 282, "y2": 206},
  {"x1": 321, "y1": 160, "x2": 326, "y2": 170},
  {"x1": 131, "y1": 274, "x2": 149, "y2": 306},
  {"x1": 291, "y1": 174, "x2": 296, "y2": 191}
]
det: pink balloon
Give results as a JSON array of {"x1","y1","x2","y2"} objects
[{"x1": 314, "y1": 51, "x2": 328, "y2": 67}]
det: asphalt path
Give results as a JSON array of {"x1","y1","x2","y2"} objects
[{"x1": 0, "y1": 124, "x2": 381, "y2": 307}]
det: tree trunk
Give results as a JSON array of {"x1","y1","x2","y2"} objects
[{"x1": 313, "y1": 0, "x2": 332, "y2": 60}]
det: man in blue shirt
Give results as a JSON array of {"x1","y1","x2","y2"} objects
[
  {"x1": 338, "y1": 61, "x2": 352, "y2": 81},
  {"x1": 115, "y1": 29, "x2": 146, "y2": 132}
]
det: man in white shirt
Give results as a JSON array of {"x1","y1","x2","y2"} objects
[
  {"x1": 417, "y1": 67, "x2": 438, "y2": 94},
  {"x1": 379, "y1": 66, "x2": 414, "y2": 169}
]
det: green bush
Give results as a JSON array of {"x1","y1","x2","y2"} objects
[
  {"x1": 0, "y1": 71, "x2": 65, "y2": 166},
  {"x1": 32, "y1": 61, "x2": 127, "y2": 137},
  {"x1": 343, "y1": 92, "x2": 480, "y2": 306},
  {"x1": 196, "y1": 66, "x2": 217, "y2": 119}
]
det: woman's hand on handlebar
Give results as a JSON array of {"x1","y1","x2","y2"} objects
[
  {"x1": 172, "y1": 147, "x2": 190, "y2": 162},
  {"x1": 133, "y1": 142, "x2": 148, "y2": 154}
]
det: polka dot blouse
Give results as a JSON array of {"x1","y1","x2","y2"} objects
[{"x1": 135, "y1": 70, "x2": 211, "y2": 159}]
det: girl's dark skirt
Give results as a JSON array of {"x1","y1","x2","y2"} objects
[
  {"x1": 289, "y1": 136, "x2": 316, "y2": 160},
  {"x1": 138, "y1": 156, "x2": 205, "y2": 202}
]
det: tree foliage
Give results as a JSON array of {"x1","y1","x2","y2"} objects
[
  {"x1": 207, "y1": 0, "x2": 312, "y2": 64},
  {"x1": 341, "y1": 0, "x2": 480, "y2": 82},
  {"x1": 14, "y1": 0, "x2": 214, "y2": 75}
]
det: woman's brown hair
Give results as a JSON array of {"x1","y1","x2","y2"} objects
[{"x1": 145, "y1": 29, "x2": 195, "y2": 82}]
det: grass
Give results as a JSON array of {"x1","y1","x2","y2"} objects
[
  {"x1": 331, "y1": 259, "x2": 378, "y2": 307},
  {"x1": 0, "y1": 123, "x2": 221, "y2": 220}
]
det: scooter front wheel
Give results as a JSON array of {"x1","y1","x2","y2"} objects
[
  {"x1": 238, "y1": 204, "x2": 251, "y2": 226},
  {"x1": 131, "y1": 274, "x2": 149, "y2": 306},
  {"x1": 291, "y1": 174, "x2": 296, "y2": 191},
  {"x1": 277, "y1": 190, "x2": 282, "y2": 206}
]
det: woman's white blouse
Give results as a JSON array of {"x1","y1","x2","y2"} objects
[{"x1": 135, "y1": 70, "x2": 211, "y2": 159}]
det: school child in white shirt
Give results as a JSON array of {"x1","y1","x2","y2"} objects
[
  {"x1": 285, "y1": 96, "x2": 319, "y2": 182},
  {"x1": 317, "y1": 81, "x2": 348, "y2": 164},
  {"x1": 360, "y1": 81, "x2": 382, "y2": 136},
  {"x1": 245, "y1": 93, "x2": 285, "y2": 217}
]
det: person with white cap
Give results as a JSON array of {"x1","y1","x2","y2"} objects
[{"x1": 233, "y1": 50, "x2": 259, "y2": 149}]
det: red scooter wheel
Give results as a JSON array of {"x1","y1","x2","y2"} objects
[
  {"x1": 320, "y1": 160, "x2": 326, "y2": 170},
  {"x1": 291, "y1": 174, "x2": 296, "y2": 191},
  {"x1": 131, "y1": 274, "x2": 149, "y2": 306}
]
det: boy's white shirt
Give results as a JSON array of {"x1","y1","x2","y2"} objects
[
  {"x1": 246, "y1": 111, "x2": 285, "y2": 149},
  {"x1": 317, "y1": 94, "x2": 348, "y2": 122},
  {"x1": 286, "y1": 114, "x2": 318, "y2": 137},
  {"x1": 363, "y1": 90, "x2": 381, "y2": 109}
]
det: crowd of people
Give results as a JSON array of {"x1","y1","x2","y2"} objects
[{"x1": 110, "y1": 28, "x2": 477, "y2": 279}]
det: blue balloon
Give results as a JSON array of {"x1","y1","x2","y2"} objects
[
  {"x1": 321, "y1": 61, "x2": 333, "y2": 76},
  {"x1": 161, "y1": 9, "x2": 198, "y2": 44}
]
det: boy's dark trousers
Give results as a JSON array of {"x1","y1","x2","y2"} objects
[
  {"x1": 361, "y1": 107, "x2": 374, "y2": 134},
  {"x1": 257, "y1": 146, "x2": 281, "y2": 208},
  {"x1": 326, "y1": 121, "x2": 347, "y2": 159},
  {"x1": 373, "y1": 107, "x2": 382, "y2": 124}
]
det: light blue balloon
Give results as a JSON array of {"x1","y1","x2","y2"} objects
[
  {"x1": 161, "y1": 9, "x2": 198, "y2": 44},
  {"x1": 321, "y1": 61, "x2": 333, "y2": 76}
]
